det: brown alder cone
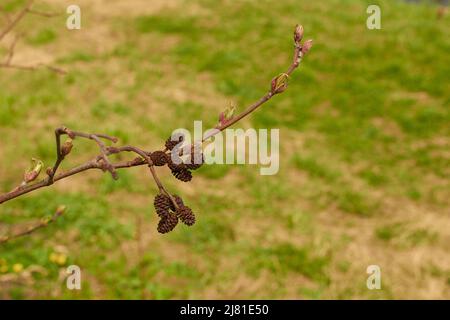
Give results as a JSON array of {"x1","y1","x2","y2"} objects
[
  {"x1": 185, "y1": 159, "x2": 203, "y2": 170},
  {"x1": 165, "y1": 133, "x2": 184, "y2": 151},
  {"x1": 176, "y1": 206, "x2": 196, "y2": 226},
  {"x1": 171, "y1": 167, "x2": 192, "y2": 182},
  {"x1": 150, "y1": 151, "x2": 168, "y2": 166},
  {"x1": 157, "y1": 214, "x2": 178, "y2": 234},
  {"x1": 168, "y1": 194, "x2": 195, "y2": 226},
  {"x1": 167, "y1": 159, "x2": 193, "y2": 182},
  {"x1": 184, "y1": 148, "x2": 204, "y2": 170},
  {"x1": 153, "y1": 193, "x2": 171, "y2": 218},
  {"x1": 167, "y1": 158, "x2": 185, "y2": 171},
  {"x1": 169, "y1": 194, "x2": 184, "y2": 211}
]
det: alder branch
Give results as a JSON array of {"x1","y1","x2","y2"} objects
[{"x1": 0, "y1": 25, "x2": 313, "y2": 240}]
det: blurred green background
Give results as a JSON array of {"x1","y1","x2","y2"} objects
[{"x1": 0, "y1": 0, "x2": 448, "y2": 299}]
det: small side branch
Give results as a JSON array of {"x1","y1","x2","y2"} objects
[
  {"x1": 90, "y1": 135, "x2": 118, "y2": 179},
  {"x1": 48, "y1": 127, "x2": 119, "y2": 184},
  {"x1": 108, "y1": 146, "x2": 178, "y2": 208},
  {"x1": 0, "y1": 205, "x2": 66, "y2": 244}
]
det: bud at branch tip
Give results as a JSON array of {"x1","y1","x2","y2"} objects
[{"x1": 294, "y1": 24, "x2": 304, "y2": 43}]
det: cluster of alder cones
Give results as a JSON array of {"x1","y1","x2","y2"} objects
[{"x1": 151, "y1": 134, "x2": 204, "y2": 233}]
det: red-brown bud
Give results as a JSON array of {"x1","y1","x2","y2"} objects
[
  {"x1": 23, "y1": 158, "x2": 43, "y2": 183},
  {"x1": 218, "y1": 103, "x2": 236, "y2": 126},
  {"x1": 61, "y1": 139, "x2": 73, "y2": 157},
  {"x1": 294, "y1": 24, "x2": 304, "y2": 43},
  {"x1": 270, "y1": 73, "x2": 289, "y2": 94},
  {"x1": 301, "y1": 39, "x2": 313, "y2": 55},
  {"x1": 24, "y1": 170, "x2": 39, "y2": 183}
]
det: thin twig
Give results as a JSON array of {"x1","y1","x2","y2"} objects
[
  {"x1": 0, "y1": 62, "x2": 66, "y2": 74},
  {"x1": 202, "y1": 27, "x2": 307, "y2": 141},
  {"x1": 108, "y1": 146, "x2": 170, "y2": 194},
  {"x1": 0, "y1": 205, "x2": 66, "y2": 244},
  {"x1": 90, "y1": 135, "x2": 118, "y2": 179},
  {"x1": 4, "y1": 33, "x2": 19, "y2": 64},
  {"x1": 47, "y1": 127, "x2": 68, "y2": 184},
  {"x1": 26, "y1": 8, "x2": 60, "y2": 18},
  {"x1": 47, "y1": 127, "x2": 118, "y2": 184},
  {"x1": 107, "y1": 145, "x2": 179, "y2": 208},
  {"x1": 0, "y1": 0, "x2": 33, "y2": 42}
]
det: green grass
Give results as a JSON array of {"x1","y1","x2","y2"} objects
[
  {"x1": 27, "y1": 29, "x2": 57, "y2": 45},
  {"x1": 248, "y1": 243, "x2": 330, "y2": 284},
  {"x1": 376, "y1": 223, "x2": 404, "y2": 241},
  {"x1": 0, "y1": 0, "x2": 449, "y2": 299},
  {"x1": 376, "y1": 223, "x2": 438, "y2": 247},
  {"x1": 292, "y1": 154, "x2": 340, "y2": 182}
]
